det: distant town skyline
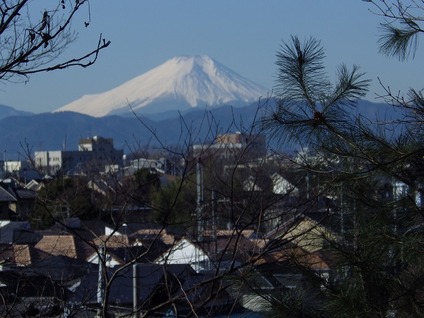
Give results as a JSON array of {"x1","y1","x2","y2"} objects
[{"x1": 1, "y1": 1, "x2": 423, "y2": 114}]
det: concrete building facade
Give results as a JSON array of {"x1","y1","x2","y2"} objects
[{"x1": 34, "y1": 136, "x2": 123, "y2": 175}]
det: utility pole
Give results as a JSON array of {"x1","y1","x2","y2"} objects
[
  {"x1": 133, "y1": 263, "x2": 139, "y2": 317},
  {"x1": 196, "y1": 158, "x2": 204, "y2": 242},
  {"x1": 97, "y1": 245, "x2": 105, "y2": 317},
  {"x1": 194, "y1": 158, "x2": 204, "y2": 273}
]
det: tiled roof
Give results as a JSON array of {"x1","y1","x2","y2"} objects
[
  {"x1": 130, "y1": 228, "x2": 175, "y2": 245},
  {"x1": 13, "y1": 244, "x2": 33, "y2": 266},
  {"x1": 254, "y1": 245, "x2": 330, "y2": 271},
  {"x1": 0, "y1": 243, "x2": 49, "y2": 266},
  {"x1": 35, "y1": 234, "x2": 80, "y2": 259},
  {"x1": 93, "y1": 234, "x2": 130, "y2": 248},
  {"x1": 203, "y1": 229, "x2": 255, "y2": 238},
  {"x1": 0, "y1": 243, "x2": 15, "y2": 264}
]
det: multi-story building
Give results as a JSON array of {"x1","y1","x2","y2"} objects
[
  {"x1": 34, "y1": 136, "x2": 123, "y2": 175},
  {"x1": 192, "y1": 132, "x2": 266, "y2": 161}
]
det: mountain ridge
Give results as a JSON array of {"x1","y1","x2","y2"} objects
[
  {"x1": 0, "y1": 104, "x2": 33, "y2": 120},
  {"x1": 0, "y1": 99, "x2": 399, "y2": 159}
]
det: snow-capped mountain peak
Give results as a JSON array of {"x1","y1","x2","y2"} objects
[{"x1": 55, "y1": 55, "x2": 269, "y2": 117}]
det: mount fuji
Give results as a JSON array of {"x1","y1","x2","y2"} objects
[{"x1": 55, "y1": 55, "x2": 269, "y2": 118}]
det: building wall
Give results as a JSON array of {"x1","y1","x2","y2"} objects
[
  {"x1": 79, "y1": 136, "x2": 114, "y2": 152},
  {"x1": 192, "y1": 132, "x2": 267, "y2": 161},
  {"x1": 2, "y1": 161, "x2": 31, "y2": 174},
  {"x1": 34, "y1": 150, "x2": 63, "y2": 175},
  {"x1": 34, "y1": 136, "x2": 123, "y2": 175}
]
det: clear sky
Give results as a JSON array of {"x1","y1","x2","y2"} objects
[{"x1": 1, "y1": 0, "x2": 423, "y2": 113}]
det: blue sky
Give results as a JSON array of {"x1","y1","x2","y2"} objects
[{"x1": 1, "y1": 1, "x2": 423, "y2": 113}]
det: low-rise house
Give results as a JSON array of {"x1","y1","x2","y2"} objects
[
  {"x1": 0, "y1": 179, "x2": 36, "y2": 220},
  {"x1": 156, "y1": 238, "x2": 211, "y2": 273},
  {"x1": 239, "y1": 243, "x2": 331, "y2": 314},
  {"x1": 0, "y1": 243, "x2": 94, "y2": 315},
  {"x1": 0, "y1": 269, "x2": 69, "y2": 317},
  {"x1": 87, "y1": 229, "x2": 173, "y2": 267},
  {"x1": 68, "y1": 263, "x2": 237, "y2": 317},
  {"x1": 271, "y1": 172, "x2": 299, "y2": 196},
  {"x1": 267, "y1": 214, "x2": 337, "y2": 253},
  {"x1": 0, "y1": 186, "x2": 17, "y2": 220},
  {"x1": 89, "y1": 234, "x2": 138, "y2": 267},
  {"x1": 156, "y1": 231, "x2": 263, "y2": 273}
]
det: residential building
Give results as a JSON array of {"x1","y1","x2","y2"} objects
[
  {"x1": 0, "y1": 178, "x2": 37, "y2": 220},
  {"x1": 34, "y1": 136, "x2": 123, "y2": 175},
  {"x1": 192, "y1": 132, "x2": 266, "y2": 161}
]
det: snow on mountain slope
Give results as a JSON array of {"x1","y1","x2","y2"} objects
[{"x1": 55, "y1": 55, "x2": 269, "y2": 117}]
